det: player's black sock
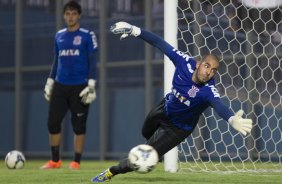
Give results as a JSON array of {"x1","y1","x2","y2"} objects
[
  {"x1": 74, "y1": 153, "x2": 82, "y2": 163},
  {"x1": 109, "y1": 159, "x2": 134, "y2": 175},
  {"x1": 51, "y1": 146, "x2": 60, "y2": 162}
]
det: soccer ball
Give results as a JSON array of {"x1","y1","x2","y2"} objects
[
  {"x1": 128, "y1": 144, "x2": 159, "y2": 173},
  {"x1": 5, "y1": 150, "x2": 26, "y2": 169}
]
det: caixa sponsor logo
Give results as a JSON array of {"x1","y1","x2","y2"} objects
[
  {"x1": 59, "y1": 49, "x2": 80, "y2": 56},
  {"x1": 172, "y1": 88, "x2": 191, "y2": 107}
]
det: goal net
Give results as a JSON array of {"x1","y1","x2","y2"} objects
[{"x1": 176, "y1": 0, "x2": 282, "y2": 172}]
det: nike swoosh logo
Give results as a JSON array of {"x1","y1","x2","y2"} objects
[
  {"x1": 77, "y1": 113, "x2": 84, "y2": 117},
  {"x1": 178, "y1": 75, "x2": 183, "y2": 80}
]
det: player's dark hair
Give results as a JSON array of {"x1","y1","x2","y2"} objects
[
  {"x1": 201, "y1": 54, "x2": 219, "y2": 63},
  {"x1": 63, "y1": 1, "x2": 82, "y2": 14}
]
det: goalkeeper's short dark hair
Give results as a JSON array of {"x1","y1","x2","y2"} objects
[
  {"x1": 201, "y1": 54, "x2": 220, "y2": 63},
  {"x1": 64, "y1": 0, "x2": 82, "y2": 14}
]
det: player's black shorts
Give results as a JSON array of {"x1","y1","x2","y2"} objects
[
  {"x1": 142, "y1": 99, "x2": 192, "y2": 158},
  {"x1": 47, "y1": 82, "x2": 89, "y2": 134},
  {"x1": 111, "y1": 99, "x2": 192, "y2": 175}
]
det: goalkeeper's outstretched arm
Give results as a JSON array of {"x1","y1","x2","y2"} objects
[
  {"x1": 138, "y1": 29, "x2": 174, "y2": 55},
  {"x1": 210, "y1": 99, "x2": 253, "y2": 136},
  {"x1": 110, "y1": 21, "x2": 174, "y2": 57}
]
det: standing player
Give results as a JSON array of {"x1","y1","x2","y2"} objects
[
  {"x1": 91, "y1": 22, "x2": 253, "y2": 182},
  {"x1": 41, "y1": 1, "x2": 98, "y2": 170}
]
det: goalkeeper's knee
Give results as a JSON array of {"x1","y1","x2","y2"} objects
[
  {"x1": 48, "y1": 121, "x2": 61, "y2": 134},
  {"x1": 72, "y1": 120, "x2": 87, "y2": 134}
]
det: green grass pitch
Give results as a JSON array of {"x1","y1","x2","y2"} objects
[{"x1": 0, "y1": 160, "x2": 281, "y2": 184}]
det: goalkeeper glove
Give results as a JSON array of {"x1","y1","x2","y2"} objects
[
  {"x1": 44, "y1": 78, "x2": 55, "y2": 101},
  {"x1": 110, "y1": 21, "x2": 141, "y2": 40},
  {"x1": 228, "y1": 110, "x2": 253, "y2": 136},
  {"x1": 79, "y1": 79, "x2": 96, "y2": 105}
]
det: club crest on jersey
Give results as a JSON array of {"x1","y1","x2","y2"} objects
[
  {"x1": 188, "y1": 85, "x2": 199, "y2": 98},
  {"x1": 73, "y1": 36, "x2": 82, "y2": 45}
]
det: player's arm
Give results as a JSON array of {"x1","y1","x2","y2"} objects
[
  {"x1": 110, "y1": 22, "x2": 174, "y2": 57},
  {"x1": 44, "y1": 55, "x2": 57, "y2": 101},
  {"x1": 88, "y1": 30, "x2": 98, "y2": 81},
  {"x1": 49, "y1": 56, "x2": 58, "y2": 79},
  {"x1": 79, "y1": 32, "x2": 98, "y2": 105},
  {"x1": 210, "y1": 98, "x2": 233, "y2": 121},
  {"x1": 79, "y1": 51, "x2": 98, "y2": 105},
  {"x1": 88, "y1": 51, "x2": 98, "y2": 80},
  {"x1": 138, "y1": 29, "x2": 173, "y2": 56},
  {"x1": 210, "y1": 98, "x2": 253, "y2": 136}
]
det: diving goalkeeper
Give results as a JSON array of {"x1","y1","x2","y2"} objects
[{"x1": 91, "y1": 22, "x2": 253, "y2": 182}]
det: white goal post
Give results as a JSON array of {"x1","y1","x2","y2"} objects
[
  {"x1": 163, "y1": 0, "x2": 178, "y2": 173},
  {"x1": 164, "y1": 0, "x2": 282, "y2": 172}
]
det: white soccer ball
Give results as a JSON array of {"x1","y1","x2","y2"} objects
[
  {"x1": 128, "y1": 144, "x2": 159, "y2": 173},
  {"x1": 5, "y1": 150, "x2": 26, "y2": 169}
]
